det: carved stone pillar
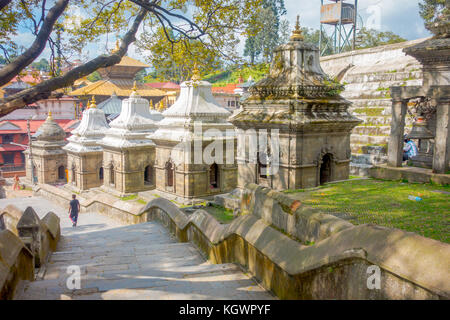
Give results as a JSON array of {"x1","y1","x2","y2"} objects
[{"x1": 433, "y1": 97, "x2": 450, "y2": 173}]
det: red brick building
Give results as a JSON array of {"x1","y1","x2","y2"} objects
[{"x1": 0, "y1": 119, "x2": 79, "y2": 177}]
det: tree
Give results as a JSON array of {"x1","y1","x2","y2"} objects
[
  {"x1": 355, "y1": 28, "x2": 406, "y2": 50},
  {"x1": 138, "y1": 27, "x2": 223, "y2": 82},
  {"x1": 419, "y1": 0, "x2": 450, "y2": 24},
  {"x1": 31, "y1": 58, "x2": 50, "y2": 72},
  {"x1": 244, "y1": 0, "x2": 286, "y2": 64},
  {"x1": 0, "y1": 0, "x2": 262, "y2": 116}
]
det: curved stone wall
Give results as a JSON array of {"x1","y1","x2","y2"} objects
[{"x1": 140, "y1": 188, "x2": 450, "y2": 300}]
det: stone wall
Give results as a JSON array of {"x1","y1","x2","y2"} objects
[
  {"x1": 0, "y1": 206, "x2": 61, "y2": 299},
  {"x1": 34, "y1": 182, "x2": 450, "y2": 299},
  {"x1": 0, "y1": 230, "x2": 34, "y2": 300},
  {"x1": 139, "y1": 186, "x2": 450, "y2": 300},
  {"x1": 320, "y1": 39, "x2": 427, "y2": 176}
]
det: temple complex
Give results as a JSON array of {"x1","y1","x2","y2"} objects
[
  {"x1": 99, "y1": 83, "x2": 163, "y2": 196},
  {"x1": 230, "y1": 17, "x2": 361, "y2": 190},
  {"x1": 23, "y1": 112, "x2": 68, "y2": 184},
  {"x1": 151, "y1": 67, "x2": 237, "y2": 200},
  {"x1": 63, "y1": 98, "x2": 110, "y2": 191},
  {"x1": 69, "y1": 42, "x2": 166, "y2": 106}
]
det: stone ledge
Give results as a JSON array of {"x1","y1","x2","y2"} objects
[
  {"x1": 140, "y1": 196, "x2": 450, "y2": 299},
  {"x1": 370, "y1": 165, "x2": 450, "y2": 185}
]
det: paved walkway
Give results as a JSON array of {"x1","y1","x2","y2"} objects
[{"x1": 0, "y1": 197, "x2": 273, "y2": 300}]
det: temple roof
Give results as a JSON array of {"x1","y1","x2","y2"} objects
[
  {"x1": 63, "y1": 98, "x2": 110, "y2": 153},
  {"x1": 100, "y1": 86, "x2": 163, "y2": 149},
  {"x1": 32, "y1": 113, "x2": 67, "y2": 147},
  {"x1": 69, "y1": 79, "x2": 165, "y2": 97},
  {"x1": 230, "y1": 15, "x2": 360, "y2": 131},
  {"x1": 97, "y1": 92, "x2": 123, "y2": 115},
  {"x1": 151, "y1": 76, "x2": 234, "y2": 143},
  {"x1": 97, "y1": 56, "x2": 150, "y2": 80}
]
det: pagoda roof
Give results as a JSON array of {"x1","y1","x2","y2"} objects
[
  {"x1": 69, "y1": 79, "x2": 166, "y2": 97},
  {"x1": 97, "y1": 92, "x2": 122, "y2": 115}
]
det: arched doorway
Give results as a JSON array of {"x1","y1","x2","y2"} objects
[
  {"x1": 209, "y1": 163, "x2": 219, "y2": 189},
  {"x1": 58, "y1": 166, "x2": 65, "y2": 180},
  {"x1": 320, "y1": 154, "x2": 333, "y2": 185},
  {"x1": 99, "y1": 167, "x2": 104, "y2": 181},
  {"x1": 144, "y1": 165, "x2": 153, "y2": 185},
  {"x1": 257, "y1": 152, "x2": 268, "y2": 179},
  {"x1": 165, "y1": 161, "x2": 174, "y2": 188}
]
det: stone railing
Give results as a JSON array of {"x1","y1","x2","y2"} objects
[
  {"x1": 140, "y1": 185, "x2": 450, "y2": 300},
  {"x1": 0, "y1": 230, "x2": 34, "y2": 300},
  {"x1": 0, "y1": 205, "x2": 61, "y2": 299}
]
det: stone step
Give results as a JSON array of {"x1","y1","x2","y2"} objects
[
  {"x1": 350, "y1": 163, "x2": 373, "y2": 177},
  {"x1": 349, "y1": 99, "x2": 392, "y2": 108},
  {"x1": 343, "y1": 79, "x2": 422, "y2": 93},
  {"x1": 353, "y1": 126, "x2": 391, "y2": 136},
  {"x1": 349, "y1": 106, "x2": 390, "y2": 117},
  {"x1": 350, "y1": 134, "x2": 389, "y2": 146},
  {"x1": 351, "y1": 154, "x2": 387, "y2": 165},
  {"x1": 344, "y1": 70, "x2": 422, "y2": 84}
]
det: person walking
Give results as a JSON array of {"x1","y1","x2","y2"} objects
[
  {"x1": 12, "y1": 175, "x2": 20, "y2": 191},
  {"x1": 69, "y1": 194, "x2": 80, "y2": 227}
]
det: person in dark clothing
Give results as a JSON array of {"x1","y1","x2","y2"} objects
[{"x1": 69, "y1": 194, "x2": 80, "y2": 227}]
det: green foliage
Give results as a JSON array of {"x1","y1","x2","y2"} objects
[
  {"x1": 121, "y1": 194, "x2": 138, "y2": 201},
  {"x1": 138, "y1": 27, "x2": 222, "y2": 82},
  {"x1": 31, "y1": 58, "x2": 50, "y2": 72},
  {"x1": 355, "y1": 28, "x2": 406, "y2": 50},
  {"x1": 202, "y1": 204, "x2": 235, "y2": 224},
  {"x1": 244, "y1": 0, "x2": 287, "y2": 63},
  {"x1": 419, "y1": 0, "x2": 450, "y2": 24},
  {"x1": 87, "y1": 71, "x2": 101, "y2": 82},
  {"x1": 204, "y1": 63, "x2": 269, "y2": 86}
]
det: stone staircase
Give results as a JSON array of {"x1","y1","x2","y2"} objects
[
  {"x1": 11, "y1": 197, "x2": 271, "y2": 300},
  {"x1": 320, "y1": 39, "x2": 427, "y2": 176}
]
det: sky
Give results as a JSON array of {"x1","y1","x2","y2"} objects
[{"x1": 11, "y1": 0, "x2": 431, "y2": 64}]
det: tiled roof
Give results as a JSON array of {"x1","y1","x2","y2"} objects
[
  {"x1": 211, "y1": 83, "x2": 239, "y2": 94},
  {"x1": 69, "y1": 79, "x2": 166, "y2": 97},
  {"x1": 0, "y1": 119, "x2": 79, "y2": 134},
  {"x1": 97, "y1": 92, "x2": 123, "y2": 115},
  {"x1": 116, "y1": 56, "x2": 150, "y2": 68},
  {"x1": 146, "y1": 82, "x2": 180, "y2": 90}
]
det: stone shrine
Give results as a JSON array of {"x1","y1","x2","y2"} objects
[
  {"x1": 63, "y1": 97, "x2": 110, "y2": 191},
  {"x1": 150, "y1": 67, "x2": 237, "y2": 199},
  {"x1": 99, "y1": 83, "x2": 162, "y2": 195},
  {"x1": 230, "y1": 17, "x2": 361, "y2": 190},
  {"x1": 24, "y1": 112, "x2": 68, "y2": 184}
]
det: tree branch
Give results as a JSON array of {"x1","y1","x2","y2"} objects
[
  {"x1": 0, "y1": 0, "x2": 69, "y2": 87},
  {"x1": 0, "y1": 0, "x2": 12, "y2": 11},
  {"x1": 0, "y1": 6, "x2": 148, "y2": 116}
]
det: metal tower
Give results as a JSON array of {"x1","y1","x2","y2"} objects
[{"x1": 319, "y1": 0, "x2": 358, "y2": 56}]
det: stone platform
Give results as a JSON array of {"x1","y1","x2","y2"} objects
[{"x1": 370, "y1": 164, "x2": 450, "y2": 185}]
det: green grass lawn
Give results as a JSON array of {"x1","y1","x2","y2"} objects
[
  {"x1": 201, "y1": 204, "x2": 235, "y2": 224},
  {"x1": 285, "y1": 179, "x2": 450, "y2": 243}
]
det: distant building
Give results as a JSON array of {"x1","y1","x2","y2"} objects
[
  {"x1": 69, "y1": 52, "x2": 166, "y2": 107},
  {"x1": 211, "y1": 83, "x2": 241, "y2": 112},
  {"x1": 145, "y1": 82, "x2": 180, "y2": 107},
  {"x1": 4, "y1": 118, "x2": 78, "y2": 178}
]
